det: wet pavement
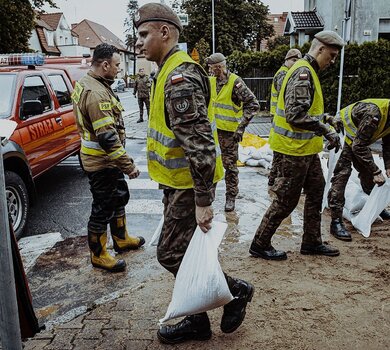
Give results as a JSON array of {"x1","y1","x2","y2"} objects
[{"x1": 19, "y1": 113, "x2": 390, "y2": 349}]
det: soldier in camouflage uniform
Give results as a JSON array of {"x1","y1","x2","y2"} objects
[
  {"x1": 72, "y1": 43, "x2": 145, "y2": 272},
  {"x1": 134, "y1": 3, "x2": 253, "y2": 344},
  {"x1": 206, "y1": 53, "x2": 260, "y2": 212},
  {"x1": 249, "y1": 31, "x2": 344, "y2": 261},
  {"x1": 328, "y1": 99, "x2": 390, "y2": 241},
  {"x1": 133, "y1": 68, "x2": 151, "y2": 123},
  {"x1": 268, "y1": 48, "x2": 302, "y2": 187}
]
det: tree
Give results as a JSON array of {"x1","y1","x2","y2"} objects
[
  {"x1": 124, "y1": 0, "x2": 139, "y2": 49},
  {"x1": 0, "y1": 0, "x2": 57, "y2": 53},
  {"x1": 177, "y1": 0, "x2": 274, "y2": 56},
  {"x1": 267, "y1": 35, "x2": 290, "y2": 51}
]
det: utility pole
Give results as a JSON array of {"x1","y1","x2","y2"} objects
[
  {"x1": 212, "y1": 0, "x2": 215, "y2": 53},
  {"x1": 0, "y1": 120, "x2": 22, "y2": 350}
]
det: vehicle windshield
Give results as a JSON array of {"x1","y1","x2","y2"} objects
[{"x1": 0, "y1": 74, "x2": 16, "y2": 119}]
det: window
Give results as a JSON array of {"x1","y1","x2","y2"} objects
[
  {"x1": 379, "y1": 18, "x2": 390, "y2": 41},
  {"x1": 48, "y1": 75, "x2": 72, "y2": 106},
  {"x1": 21, "y1": 76, "x2": 52, "y2": 117},
  {"x1": 0, "y1": 74, "x2": 16, "y2": 118}
]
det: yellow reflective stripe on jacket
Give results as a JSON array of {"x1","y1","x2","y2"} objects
[
  {"x1": 270, "y1": 66, "x2": 288, "y2": 116},
  {"x1": 148, "y1": 51, "x2": 223, "y2": 189},
  {"x1": 71, "y1": 82, "x2": 83, "y2": 103},
  {"x1": 341, "y1": 99, "x2": 390, "y2": 146},
  {"x1": 92, "y1": 116, "x2": 114, "y2": 131},
  {"x1": 80, "y1": 139, "x2": 105, "y2": 156},
  {"x1": 108, "y1": 147, "x2": 126, "y2": 160},
  {"x1": 111, "y1": 96, "x2": 124, "y2": 111},
  {"x1": 211, "y1": 73, "x2": 243, "y2": 132},
  {"x1": 269, "y1": 59, "x2": 324, "y2": 156}
]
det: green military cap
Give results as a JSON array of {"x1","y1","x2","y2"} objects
[
  {"x1": 133, "y1": 3, "x2": 183, "y2": 32},
  {"x1": 205, "y1": 52, "x2": 226, "y2": 65},
  {"x1": 314, "y1": 30, "x2": 345, "y2": 49},
  {"x1": 285, "y1": 48, "x2": 302, "y2": 60}
]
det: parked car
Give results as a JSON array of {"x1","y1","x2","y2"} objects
[
  {"x1": 111, "y1": 78, "x2": 126, "y2": 92},
  {"x1": 0, "y1": 53, "x2": 89, "y2": 238}
]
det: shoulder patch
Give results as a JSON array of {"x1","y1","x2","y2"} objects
[
  {"x1": 171, "y1": 74, "x2": 184, "y2": 84},
  {"x1": 235, "y1": 82, "x2": 242, "y2": 88},
  {"x1": 299, "y1": 73, "x2": 309, "y2": 80},
  {"x1": 99, "y1": 102, "x2": 112, "y2": 111}
]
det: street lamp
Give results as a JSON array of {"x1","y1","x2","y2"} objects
[{"x1": 0, "y1": 120, "x2": 22, "y2": 350}]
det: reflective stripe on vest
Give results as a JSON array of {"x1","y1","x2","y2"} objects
[
  {"x1": 81, "y1": 139, "x2": 126, "y2": 160},
  {"x1": 341, "y1": 99, "x2": 390, "y2": 146},
  {"x1": 269, "y1": 59, "x2": 324, "y2": 156},
  {"x1": 210, "y1": 73, "x2": 243, "y2": 132},
  {"x1": 147, "y1": 51, "x2": 224, "y2": 189},
  {"x1": 270, "y1": 66, "x2": 288, "y2": 116}
]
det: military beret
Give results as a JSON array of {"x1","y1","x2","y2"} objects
[
  {"x1": 205, "y1": 52, "x2": 226, "y2": 65},
  {"x1": 133, "y1": 3, "x2": 183, "y2": 32},
  {"x1": 285, "y1": 48, "x2": 302, "y2": 60},
  {"x1": 314, "y1": 30, "x2": 345, "y2": 49}
]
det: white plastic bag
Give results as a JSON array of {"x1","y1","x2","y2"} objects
[
  {"x1": 159, "y1": 221, "x2": 233, "y2": 324},
  {"x1": 149, "y1": 216, "x2": 164, "y2": 246},
  {"x1": 351, "y1": 179, "x2": 390, "y2": 237},
  {"x1": 344, "y1": 181, "x2": 368, "y2": 214}
]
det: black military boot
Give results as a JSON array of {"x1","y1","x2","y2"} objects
[
  {"x1": 136, "y1": 118, "x2": 144, "y2": 123},
  {"x1": 330, "y1": 218, "x2": 352, "y2": 241},
  {"x1": 225, "y1": 197, "x2": 235, "y2": 212},
  {"x1": 249, "y1": 241, "x2": 287, "y2": 260},
  {"x1": 379, "y1": 209, "x2": 390, "y2": 220},
  {"x1": 157, "y1": 313, "x2": 212, "y2": 344},
  {"x1": 221, "y1": 277, "x2": 254, "y2": 333}
]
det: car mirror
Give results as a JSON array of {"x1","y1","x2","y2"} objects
[{"x1": 21, "y1": 100, "x2": 44, "y2": 120}]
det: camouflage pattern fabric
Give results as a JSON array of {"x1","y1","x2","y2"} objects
[
  {"x1": 218, "y1": 129, "x2": 239, "y2": 198},
  {"x1": 328, "y1": 102, "x2": 390, "y2": 219},
  {"x1": 253, "y1": 152, "x2": 324, "y2": 248},
  {"x1": 134, "y1": 75, "x2": 151, "y2": 98},
  {"x1": 273, "y1": 67, "x2": 287, "y2": 96},
  {"x1": 138, "y1": 97, "x2": 150, "y2": 118},
  {"x1": 268, "y1": 151, "x2": 283, "y2": 187}
]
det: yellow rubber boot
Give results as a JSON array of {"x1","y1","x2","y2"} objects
[
  {"x1": 110, "y1": 216, "x2": 145, "y2": 253},
  {"x1": 89, "y1": 232, "x2": 126, "y2": 272}
]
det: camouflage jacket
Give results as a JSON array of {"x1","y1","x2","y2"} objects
[
  {"x1": 155, "y1": 46, "x2": 216, "y2": 207},
  {"x1": 134, "y1": 75, "x2": 151, "y2": 98},
  {"x1": 350, "y1": 102, "x2": 390, "y2": 173},
  {"x1": 273, "y1": 66, "x2": 288, "y2": 94},
  {"x1": 216, "y1": 71, "x2": 260, "y2": 133}
]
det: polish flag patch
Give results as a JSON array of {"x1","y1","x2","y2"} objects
[{"x1": 171, "y1": 74, "x2": 184, "y2": 84}]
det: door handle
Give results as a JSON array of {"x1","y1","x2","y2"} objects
[{"x1": 55, "y1": 117, "x2": 62, "y2": 124}]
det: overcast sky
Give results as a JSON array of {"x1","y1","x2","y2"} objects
[{"x1": 44, "y1": 0, "x2": 304, "y2": 41}]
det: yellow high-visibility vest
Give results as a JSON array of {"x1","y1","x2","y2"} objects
[
  {"x1": 147, "y1": 51, "x2": 223, "y2": 189},
  {"x1": 210, "y1": 73, "x2": 243, "y2": 132},
  {"x1": 269, "y1": 59, "x2": 324, "y2": 156},
  {"x1": 270, "y1": 65, "x2": 289, "y2": 117},
  {"x1": 341, "y1": 99, "x2": 390, "y2": 146}
]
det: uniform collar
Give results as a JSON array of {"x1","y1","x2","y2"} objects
[
  {"x1": 303, "y1": 54, "x2": 320, "y2": 73},
  {"x1": 88, "y1": 70, "x2": 115, "y2": 88}
]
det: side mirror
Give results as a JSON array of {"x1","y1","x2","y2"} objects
[{"x1": 21, "y1": 100, "x2": 43, "y2": 120}]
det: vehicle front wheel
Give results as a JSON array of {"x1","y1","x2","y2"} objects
[{"x1": 5, "y1": 171, "x2": 29, "y2": 239}]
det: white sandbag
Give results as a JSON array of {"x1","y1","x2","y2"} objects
[
  {"x1": 351, "y1": 179, "x2": 390, "y2": 238},
  {"x1": 238, "y1": 145, "x2": 252, "y2": 163},
  {"x1": 149, "y1": 216, "x2": 164, "y2": 246},
  {"x1": 245, "y1": 159, "x2": 261, "y2": 167},
  {"x1": 160, "y1": 221, "x2": 233, "y2": 324},
  {"x1": 344, "y1": 181, "x2": 368, "y2": 213},
  {"x1": 257, "y1": 159, "x2": 271, "y2": 169}
]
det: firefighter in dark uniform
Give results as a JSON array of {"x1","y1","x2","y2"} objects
[
  {"x1": 134, "y1": 3, "x2": 254, "y2": 344},
  {"x1": 328, "y1": 99, "x2": 390, "y2": 241},
  {"x1": 268, "y1": 48, "x2": 302, "y2": 187},
  {"x1": 249, "y1": 31, "x2": 344, "y2": 260},
  {"x1": 206, "y1": 53, "x2": 260, "y2": 212},
  {"x1": 133, "y1": 67, "x2": 151, "y2": 123},
  {"x1": 72, "y1": 43, "x2": 145, "y2": 272}
]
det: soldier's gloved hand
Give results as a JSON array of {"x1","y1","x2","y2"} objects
[
  {"x1": 233, "y1": 129, "x2": 244, "y2": 143},
  {"x1": 127, "y1": 166, "x2": 140, "y2": 179},
  {"x1": 373, "y1": 172, "x2": 386, "y2": 186},
  {"x1": 326, "y1": 114, "x2": 344, "y2": 135},
  {"x1": 324, "y1": 131, "x2": 341, "y2": 153},
  {"x1": 196, "y1": 205, "x2": 213, "y2": 233}
]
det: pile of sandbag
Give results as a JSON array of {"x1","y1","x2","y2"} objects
[{"x1": 238, "y1": 133, "x2": 273, "y2": 168}]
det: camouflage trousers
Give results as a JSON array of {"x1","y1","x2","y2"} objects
[
  {"x1": 253, "y1": 152, "x2": 324, "y2": 248},
  {"x1": 328, "y1": 143, "x2": 375, "y2": 219},
  {"x1": 268, "y1": 151, "x2": 283, "y2": 186},
  {"x1": 138, "y1": 97, "x2": 150, "y2": 119},
  {"x1": 218, "y1": 130, "x2": 239, "y2": 199}
]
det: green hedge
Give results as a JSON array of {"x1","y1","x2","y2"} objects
[{"x1": 228, "y1": 39, "x2": 390, "y2": 114}]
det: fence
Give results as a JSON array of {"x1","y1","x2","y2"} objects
[{"x1": 242, "y1": 76, "x2": 273, "y2": 112}]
